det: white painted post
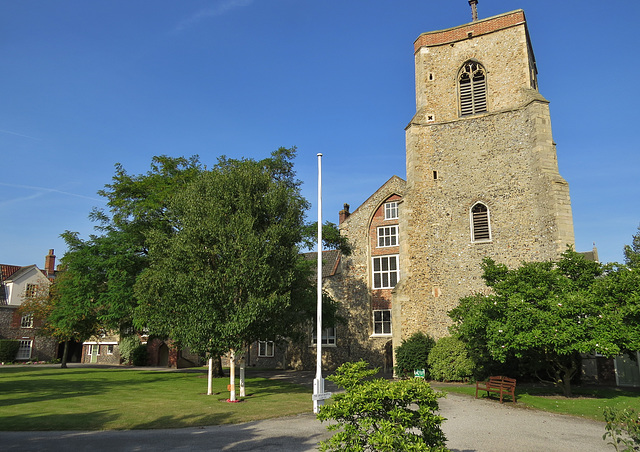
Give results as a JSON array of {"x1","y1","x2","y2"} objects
[
  {"x1": 314, "y1": 153, "x2": 324, "y2": 414},
  {"x1": 229, "y1": 349, "x2": 236, "y2": 402},
  {"x1": 239, "y1": 356, "x2": 246, "y2": 397},
  {"x1": 207, "y1": 357, "x2": 213, "y2": 395}
]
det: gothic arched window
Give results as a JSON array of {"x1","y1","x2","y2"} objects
[
  {"x1": 471, "y1": 202, "x2": 491, "y2": 242},
  {"x1": 459, "y1": 61, "x2": 487, "y2": 116}
]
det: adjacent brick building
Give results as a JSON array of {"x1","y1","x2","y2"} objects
[{"x1": 0, "y1": 250, "x2": 59, "y2": 362}]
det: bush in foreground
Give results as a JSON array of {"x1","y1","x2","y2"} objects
[
  {"x1": 0, "y1": 340, "x2": 19, "y2": 362},
  {"x1": 603, "y1": 406, "x2": 640, "y2": 451},
  {"x1": 427, "y1": 336, "x2": 475, "y2": 382},
  {"x1": 317, "y1": 360, "x2": 450, "y2": 452}
]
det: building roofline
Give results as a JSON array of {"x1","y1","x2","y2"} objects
[{"x1": 414, "y1": 10, "x2": 526, "y2": 52}]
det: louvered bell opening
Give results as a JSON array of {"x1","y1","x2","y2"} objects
[
  {"x1": 460, "y1": 73, "x2": 473, "y2": 116},
  {"x1": 472, "y1": 204, "x2": 490, "y2": 241},
  {"x1": 472, "y1": 71, "x2": 487, "y2": 113}
]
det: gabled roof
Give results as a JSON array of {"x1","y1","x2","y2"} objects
[
  {"x1": 302, "y1": 249, "x2": 342, "y2": 278},
  {"x1": 2, "y1": 264, "x2": 42, "y2": 283},
  {"x1": 341, "y1": 175, "x2": 406, "y2": 223},
  {"x1": 1, "y1": 264, "x2": 22, "y2": 281}
]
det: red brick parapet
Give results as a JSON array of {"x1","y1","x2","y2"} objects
[{"x1": 414, "y1": 10, "x2": 526, "y2": 52}]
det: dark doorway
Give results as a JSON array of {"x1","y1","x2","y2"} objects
[
  {"x1": 158, "y1": 343, "x2": 169, "y2": 367},
  {"x1": 384, "y1": 340, "x2": 393, "y2": 374}
]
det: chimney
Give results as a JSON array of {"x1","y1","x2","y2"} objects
[
  {"x1": 339, "y1": 203, "x2": 350, "y2": 225},
  {"x1": 469, "y1": 0, "x2": 478, "y2": 22},
  {"x1": 45, "y1": 249, "x2": 56, "y2": 277}
]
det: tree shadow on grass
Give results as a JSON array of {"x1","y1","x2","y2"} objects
[{"x1": 0, "y1": 373, "x2": 170, "y2": 407}]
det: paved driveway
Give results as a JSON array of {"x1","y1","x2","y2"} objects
[{"x1": 0, "y1": 391, "x2": 611, "y2": 451}]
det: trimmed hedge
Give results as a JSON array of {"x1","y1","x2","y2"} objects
[
  {"x1": 394, "y1": 332, "x2": 435, "y2": 378},
  {"x1": 427, "y1": 336, "x2": 475, "y2": 382},
  {"x1": 132, "y1": 344, "x2": 148, "y2": 366},
  {"x1": 0, "y1": 340, "x2": 20, "y2": 362}
]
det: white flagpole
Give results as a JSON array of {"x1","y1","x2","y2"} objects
[{"x1": 313, "y1": 153, "x2": 324, "y2": 414}]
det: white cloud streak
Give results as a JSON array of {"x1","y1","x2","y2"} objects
[
  {"x1": 0, "y1": 182, "x2": 102, "y2": 207},
  {"x1": 0, "y1": 129, "x2": 41, "y2": 140},
  {"x1": 174, "y1": 0, "x2": 254, "y2": 32}
]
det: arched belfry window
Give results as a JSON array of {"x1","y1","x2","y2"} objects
[
  {"x1": 459, "y1": 61, "x2": 487, "y2": 116},
  {"x1": 470, "y1": 202, "x2": 491, "y2": 242}
]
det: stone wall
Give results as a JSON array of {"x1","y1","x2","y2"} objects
[{"x1": 396, "y1": 11, "x2": 574, "y2": 342}]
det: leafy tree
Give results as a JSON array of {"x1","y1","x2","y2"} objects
[
  {"x1": 317, "y1": 360, "x2": 449, "y2": 452},
  {"x1": 394, "y1": 332, "x2": 435, "y2": 378},
  {"x1": 624, "y1": 224, "x2": 640, "y2": 268},
  {"x1": 55, "y1": 156, "x2": 205, "y2": 342},
  {"x1": 449, "y1": 248, "x2": 628, "y2": 397},
  {"x1": 134, "y1": 148, "x2": 317, "y2": 367},
  {"x1": 302, "y1": 221, "x2": 352, "y2": 256}
]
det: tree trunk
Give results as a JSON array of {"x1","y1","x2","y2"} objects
[
  {"x1": 60, "y1": 341, "x2": 69, "y2": 369},
  {"x1": 212, "y1": 355, "x2": 225, "y2": 377},
  {"x1": 554, "y1": 354, "x2": 579, "y2": 397}
]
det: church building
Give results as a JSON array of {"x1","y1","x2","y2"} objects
[{"x1": 285, "y1": 6, "x2": 575, "y2": 371}]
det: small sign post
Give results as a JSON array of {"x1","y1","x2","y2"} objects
[{"x1": 414, "y1": 369, "x2": 426, "y2": 379}]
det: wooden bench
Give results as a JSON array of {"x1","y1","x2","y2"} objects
[{"x1": 475, "y1": 376, "x2": 517, "y2": 403}]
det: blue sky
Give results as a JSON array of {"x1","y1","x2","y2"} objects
[{"x1": 1, "y1": 0, "x2": 638, "y2": 268}]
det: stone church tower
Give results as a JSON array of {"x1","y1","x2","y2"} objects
[{"x1": 393, "y1": 9, "x2": 575, "y2": 343}]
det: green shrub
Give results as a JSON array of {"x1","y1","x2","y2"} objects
[
  {"x1": 132, "y1": 344, "x2": 148, "y2": 366},
  {"x1": 603, "y1": 406, "x2": 640, "y2": 451},
  {"x1": 427, "y1": 336, "x2": 475, "y2": 382},
  {"x1": 317, "y1": 360, "x2": 450, "y2": 452},
  {"x1": 119, "y1": 335, "x2": 141, "y2": 364},
  {"x1": 394, "y1": 332, "x2": 435, "y2": 378},
  {"x1": 0, "y1": 340, "x2": 19, "y2": 362}
]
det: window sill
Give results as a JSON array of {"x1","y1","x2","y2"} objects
[
  {"x1": 310, "y1": 344, "x2": 337, "y2": 348},
  {"x1": 471, "y1": 239, "x2": 492, "y2": 244},
  {"x1": 370, "y1": 334, "x2": 392, "y2": 338}
]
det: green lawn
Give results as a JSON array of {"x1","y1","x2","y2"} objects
[
  {"x1": 432, "y1": 381, "x2": 640, "y2": 421},
  {"x1": 0, "y1": 366, "x2": 312, "y2": 431}
]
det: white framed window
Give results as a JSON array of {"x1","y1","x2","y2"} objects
[
  {"x1": 372, "y1": 255, "x2": 399, "y2": 289},
  {"x1": 384, "y1": 202, "x2": 398, "y2": 220},
  {"x1": 470, "y1": 202, "x2": 491, "y2": 242},
  {"x1": 20, "y1": 313, "x2": 34, "y2": 328},
  {"x1": 459, "y1": 61, "x2": 487, "y2": 116},
  {"x1": 373, "y1": 310, "x2": 392, "y2": 336},
  {"x1": 377, "y1": 226, "x2": 398, "y2": 247},
  {"x1": 312, "y1": 327, "x2": 336, "y2": 346},
  {"x1": 107, "y1": 345, "x2": 114, "y2": 355},
  {"x1": 87, "y1": 344, "x2": 100, "y2": 356},
  {"x1": 16, "y1": 340, "x2": 32, "y2": 360},
  {"x1": 258, "y1": 341, "x2": 275, "y2": 357},
  {"x1": 25, "y1": 283, "x2": 38, "y2": 299}
]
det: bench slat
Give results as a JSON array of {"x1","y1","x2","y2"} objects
[{"x1": 475, "y1": 376, "x2": 517, "y2": 403}]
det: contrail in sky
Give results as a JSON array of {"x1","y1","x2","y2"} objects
[
  {"x1": 174, "y1": 0, "x2": 254, "y2": 32},
  {"x1": 0, "y1": 182, "x2": 102, "y2": 205},
  {"x1": 0, "y1": 129, "x2": 40, "y2": 140}
]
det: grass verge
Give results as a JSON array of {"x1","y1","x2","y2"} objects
[
  {"x1": 432, "y1": 381, "x2": 640, "y2": 421},
  {"x1": 0, "y1": 366, "x2": 312, "y2": 431}
]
